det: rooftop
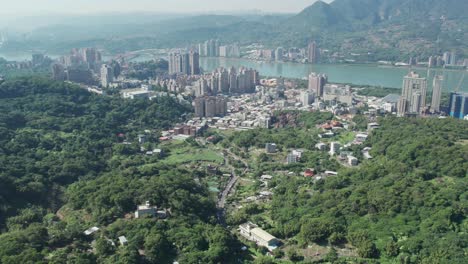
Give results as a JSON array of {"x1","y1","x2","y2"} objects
[
  {"x1": 251, "y1": 227, "x2": 277, "y2": 242},
  {"x1": 84, "y1": 226, "x2": 99, "y2": 235},
  {"x1": 382, "y1": 94, "x2": 401, "y2": 103}
]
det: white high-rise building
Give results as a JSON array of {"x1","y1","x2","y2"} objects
[{"x1": 100, "y1": 64, "x2": 114, "y2": 88}]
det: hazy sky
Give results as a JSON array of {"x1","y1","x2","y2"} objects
[{"x1": 0, "y1": 0, "x2": 333, "y2": 15}]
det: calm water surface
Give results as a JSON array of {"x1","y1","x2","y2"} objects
[
  {"x1": 2, "y1": 52, "x2": 466, "y2": 92},
  {"x1": 200, "y1": 57, "x2": 468, "y2": 92}
]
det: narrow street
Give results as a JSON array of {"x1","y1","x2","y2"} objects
[{"x1": 216, "y1": 149, "x2": 249, "y2": 226}]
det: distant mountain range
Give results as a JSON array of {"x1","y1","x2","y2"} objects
[
  {"x1": 285, "y1": 0, "x2": 468, "y2": 31},
  {"x1": 1, "y1": 0, "x2": 467, "y2": 61}
]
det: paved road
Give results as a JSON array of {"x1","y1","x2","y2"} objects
[{"x1": 216, "y1": 149, "x2": 249, "y2": 226}]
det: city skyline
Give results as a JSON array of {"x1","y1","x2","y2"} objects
[{"x1": 0, "y1": 0, "x2": 334, "y2": 15}]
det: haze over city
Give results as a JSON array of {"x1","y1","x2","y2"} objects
[{"x1": 0, "y1": 0, "x2": 333, "y2": 15}]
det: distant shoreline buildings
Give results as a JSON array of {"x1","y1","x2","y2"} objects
[
  {"x1": 307, "y1": 41, "x2": 320, "y2": 64},
  {"x1": 168, "y1": 50, "x2": 200, "y2": 75},
  {"x1": 198, "y1": 39, "x2": 241, "y2": 58},
  {"x1": 195, "y1": 67, "x2": 259, "y2": 96},
  {"x1": 52, "y1": 47, "x2": 122, "y2": 87}
]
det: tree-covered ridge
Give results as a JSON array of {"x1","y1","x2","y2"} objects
[
  {"x1": 268, "y1": 117, "x2": 467, "y2": 263},
  {"x1": 0, "y1": 77, "x2": 240, "y2": 263},
  {"x1": 0, "y1": 77, "x2": 190, "y2": 222}
]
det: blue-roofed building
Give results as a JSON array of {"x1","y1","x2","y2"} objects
[{"x1": 449, "y1": 92, "x2": 468, "y2": 119}]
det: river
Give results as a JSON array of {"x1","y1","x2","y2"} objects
[
  {"x1": 200, "y1": 57, "x2": 467, "y2": 92},
  {"x1": 1, "y1": 52, "x2": 466, "y2": 92}
]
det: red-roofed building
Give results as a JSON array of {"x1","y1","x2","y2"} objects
[{"x1": 304, "y1": 168, "x2": 315, "y2": 177}]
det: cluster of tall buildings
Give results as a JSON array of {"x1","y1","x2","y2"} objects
[
  {"x1": 443, "y1": 51, "x2": 458, "y2": 66},
  {"x1": 195, "y1": 67, "x2": 259, "y2": 96},
  {"x1": 396, "y1": 72, "x2": 448, "y2": 116},
  {"x1": 60, "y1": 48, "x2": 102, "y2": 69},
  {"x1": 52, "y1": 64, "x2": 93, "y2": 84},
  {"x1": 219, "y1": 44, "x2": 241, "y2": 58},
  {"x1": 168, "y1": 51, "x2": 200, "y2": 75},
  {"x1": 52, "y1": 47, "x2": 121, "y2": 86},
  {"x1": 198, "y1": 39, "x2": 240, "y2": 58},
  {"x1": 397, "y1": 72, "x2": 428, "y2": 115},
  {"x1": 395, "y1": 71, "x2": 467, "y2": 119},
  {"x1": 257, "y1": 49, "x2": 275, "y2": 60},
  {"x1": 194, "y1": 96, "x2": 227, "y2": 118},
  {"x1": 427, "y1": 51, "x2": 460, "y2": 68},
  {"x1": 199, "y1": 39, "x2": 220, "y2": 57},
  {"x1": 308, "y1": 72, "x2": 328, "y2": 97}
]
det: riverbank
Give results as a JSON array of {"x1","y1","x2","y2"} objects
[
  {"x1": 200, "y1": 57, "x2": 467, "y2": 91},
  {"x1": 208, "y1": 56, "x2": 467, "y2": 73},
  {"x1": 2, "y1": 51, "x2": 466, "y2": 92}
]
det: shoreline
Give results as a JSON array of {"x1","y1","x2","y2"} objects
[
  {"x1": 1, "y1": 50, "x2": 466, "y2": 74},
  {"x1": 206, "y1": 56, "x2": 467, "y2": 73}
]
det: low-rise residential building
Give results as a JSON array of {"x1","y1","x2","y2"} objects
[
  {"x1": 84, "y1": 227, "x2": 100, "y2": 236},
  {"x1": 138, "y1": 134, "x2": 147, "y2": 144},
  {"x1": 355, "y1": 133, "x2": 368, "y2": 142},
  {"x1": 239, "y1": 222, "x2": 279, "y2": 251},
  {"x1": 121, "y1": 87, "x2": 150, "y2": 99},
  {"x1": 265, "y1": 143, "x2": 277, "y2": 153},
  {"x1": 315, "y1": 143, "x2": 327, "y2": 151},
  {"x1": 291, "y1": 149, "x2": 304, "y2": 160},
  {"x1": 135, "y1": 201, "x2": 157, "y2": 219},
  {"x1": 362, "y1": 147, "x2": 373, "y2": 159},
  {"x1": 304, "y1": 168, "x2": 315, "y2": 177},
  {"x1": 330, "y1": 142, "x2": 341, "y2": 156},
  {"x1": 174, "y1": 125, "x2": 200, "y2": 137},
  {"x1": 368, "y1": 122, "x2": 380, "y2": 131},
  {"x1": 319, "y1": 132, "x2": 335, "y2": 138},
  {"x1": 348, "y1": 156, "x2": 359, "y2": 166},
  {"x1": 324, "y1": 171, "x2": 338, "y2": 176},
  {"x1": 286, "y1": 153, "x2": 298, "y2": 164},
  {"x1": 118, "y1": 236, "x2": 128, "y2": 246}
]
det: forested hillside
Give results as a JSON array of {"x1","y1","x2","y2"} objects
[
  {"x1": 267, "y1": 117, "x2": 468, "y2": 263},
  {"x1": 0, "y1": 77, "x2": 240, "y2": 263},
  {"x1": 0, "y1": 77, "x2": 467, "y2": 263}
]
